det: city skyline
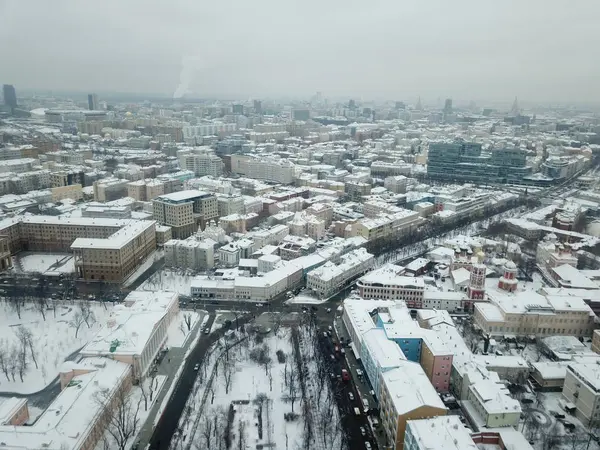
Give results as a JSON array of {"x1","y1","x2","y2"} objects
[{"x1": 1, "y1": 0, "x2": 599, "y2": 102}]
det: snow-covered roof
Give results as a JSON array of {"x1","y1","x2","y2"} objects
[
  {"x1": 358, "y1": 264, "x2": 425, "y2": 288},
  {"x1": 531, "y1": 362, "x2": 569, "y2": 380},
  {"x1": 474, "y1": 302, "x2": 505, "y2": 323},
  {"x1": 155, "y1": 189, "x2": 208, "y2": 202},
  {"x1": 71, "y1": 220, "x2": 155, "y2": 250},
  {"x1": 406, "y1": 416, "x2": 477, "y2": 450},
  {"x1": 469, "y1": 380, "x2": 521, "y2": 414},
  {"x1": 551, "y1": 264, "x2": 599, "y2": 290},
  {"x1": 567, "y1": 363, "x2": 600, "y2": 392},
  {"x1": 381, "y1": 361, "x2": 446, "y2": 415},
  {"x1": 0, "y1": 357, "x2": 130, "y2": 450},
  {"x1": 362, "y1": 328, "x2": 406, "y2": 369},
  {"x1": 0, "y1": 397, "x2": 27, "y2": 425},
  {"x1": 451, "y1": 267, "x2": 471, "y2": 286}
]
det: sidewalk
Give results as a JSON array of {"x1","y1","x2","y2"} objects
[{"x1": 136, "y1": 311, "x2": 207, "y2": 448}]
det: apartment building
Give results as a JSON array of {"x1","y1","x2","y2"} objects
[
  {"x1": 420, "y1": 334, "x2": 454, "y2": 393},
  {"x1": 0, "y1": 237, "x2": 11, "y2": 271},
  {"x1": 71, "y1": 220, "x2": 157, "y2": 282},
  {"x1": 51, "y1": 184, "x2": 83, "y2": 202},
  {"x1": 231, "y1": 154, "x2": 296, "y2": 184},
  {"x1": 404, "y1": 416, "x2": 478, "y2": 450},
  {"x1": 384, "y1": 175, "x2": 408, "y2": 194},
  {"x1": 563, "y1": 363, "x2": 600, "y2": 425},
  {"x1": 354, "y1": 210, "x2": 421, "y2": 242},
  {"x1": 360, "y1": 328, "x2": 406, "y2": 398},
  {"x1": 357, "y1": 264, "x2": 425, "y2": 307},
  {"x1": 93, "y1": 177, "x2": 128, "y2": 202},
  {"x1": 463, "y1": 380, "x2": 521, "y2": 429},
  {"x1": 182, "y1": 122, "x2": 237, "y2": 140},
  {"x1": 152, "y1": 190, "x2": 218, "y2": 239},
  {"x1": 81, "y1": 205, "x2": 132, "y2": 219},
  {"x1": 380, "y1": 362, "x2": 447, "y2": 450},
  {"x1": 0, "y1": 158, "x2": 36, "y2": 174},
  {"x1": 363, "y1": 200, "x2": 408, "y2": 218},
  {"x1": 306, "y1": 248, "x2": 374, "y2": 298},
  {"x1": 474, "y1": 289, "x2": 596, "y2": 338},
  {"x1": 305, "y1": 202, "x2": 334, "y2": 226},
  {"x1": 50, "y1": 170, "x2": 85, "y2": 188},
  {"x1": 178, "y1": 148, "x2": 224, "y2": 177}
]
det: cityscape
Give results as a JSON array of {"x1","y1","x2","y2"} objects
[{"x1": 2, "y1": 3, "x2": 600, "y2": 450}]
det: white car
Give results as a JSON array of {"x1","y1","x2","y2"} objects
[
  {"x1": 194, "y1": 363, "x2": 200, "y2": 371},
  {"x1": 348, "y1": 392, "x2": 354, "y2": 401}
]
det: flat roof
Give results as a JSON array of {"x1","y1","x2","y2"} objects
[
  {"x1": 0, "y1": 357, "x2": 130, "y2": 450},
  {"x1": 382, "y1": 361, "x2": 446, "y2": 415},
  {"x1": 362, "y1": 328, "x2": 406, "y2": 369},
  {"x1": 359, "y1": 264, "x2": 425, "y2": 288},
  {"x1": 407, "y1": 416, "x2": 478, "y2": 450},
  {"x1": 156, "y1": 189, "x2": 209, "y2": 202},
  {"x1": 71, "y1": 220, "x2": 155, "y2": 250}
]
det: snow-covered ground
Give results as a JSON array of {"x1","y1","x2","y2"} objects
[
  {"x1": 286, "y1": 293, "x2": 328, "y2": 305},
  {"x1": 173, "y1": 324, "x2": 343, "y2": 450},
  {"x1": 140, "y1": 269, "x2": 195, "y2": 295},
  {"x1": 166, "y1": 311, "x2": 202, "y2": 348},
  {"x1": 16, "y1": 253, "x2": 75, "y2": 274},
  {"x1": 0, "y1": 301, "x2": 111, "y2": 394}
]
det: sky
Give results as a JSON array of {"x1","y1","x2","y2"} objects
[{"x1": 0, "y1": 0, "x2": 599, "y2": 103}]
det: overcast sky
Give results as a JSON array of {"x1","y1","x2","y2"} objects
[{"x1": 0, "y1": 0, "x2": 598, "y2": 103}]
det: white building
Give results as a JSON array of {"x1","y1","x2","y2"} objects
[
  {"x1": 164, "y1": 238, "x2": 215, "y2": 270},
  {"x1": 462, "y1": 379, "x2": 521, "y2": 429},
  {"x1": 356, "y1": 264, "x2": 425, "y2": 308},
  {"x1": 384, "y1": 175, "x2": 408, "y2": 194},
  {"x1": 404, "y1": 416, "x2": 478, "y2": 450},
  {"x1": 178, "y1": 148, "x2": 224, "y2": 177},
  {"x1": 183, "y1": 122, "x2": 237, "y2": 139},
  {"x1": 80, "y1": 290, "x2": 179, "y2": 381},
  {"x1": 307, "y1": 248, "x2": 374, "y2": 298},
  {"x1": 563, "y1": 363, "x2": 600, "y2": 425}
]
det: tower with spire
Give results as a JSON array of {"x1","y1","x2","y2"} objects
[
  {"x1": 415, "y1": 96, "x2": 423, "y2": 111},
  {"x1": 510, "y1": 96, "x2": 519, "y2": 115}
]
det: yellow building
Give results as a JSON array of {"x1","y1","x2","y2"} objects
[
  {"x1": 379, "y1": 361, "x2": 447, "y2": 449},
  {"x1": 51, "y1": 184, "x2": 83, "y2": 202}
]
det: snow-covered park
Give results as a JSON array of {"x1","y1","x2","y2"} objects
[
  {"x1": 0, "y1": 300, "x2": 111, "y2": 394},
  {"x1": 171, "y1": 321, "x2": 344, "y2": 450},
  {"x1": 140, "y1": 269, "x2": 195, "y2": 296}
]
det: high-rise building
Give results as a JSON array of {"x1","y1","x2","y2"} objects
[
  {"x1": 2, "y1": 85, "x2": 17, "y2": 110},
  {"x1": 232, "y1": 104, "x2": 244, "y2": 115},
  {"x1": 253, "y1": 100, "x2": 262, "y2": 114},
  {"x1": 427, "y1": 141, "x2": 531, "y2": 184},
  {"x1": 292, "y1": 109, "x2": 310, "y2": 121},
  {"x1": 87, "y1": 93, "x2": 98, "y2": 111},
  {"x1": 443, "y1": 98, "x2": 452, "y2": 114}
]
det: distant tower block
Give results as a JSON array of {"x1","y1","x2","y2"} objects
[
  {"x1": 498, "y1": 260, "x2": 518, "y2": 292},
  {"x1": 467, "y1": 263, "x2": 486, "y2": 300}
]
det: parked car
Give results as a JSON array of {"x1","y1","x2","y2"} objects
[
  {"x1": 348, "y1": 392, "x2": 354, "y2": 400},
  {"x1": 360, "y1": 427, "x2": 366, "y2": 436},
  {"x1": 365, "y1": 442, "x2": 371, "y2": 450},
  {"x1": 341, "y1": 369, "x2": 350, "y2": 381},
  {"x1": 194, "y1": 363, "x2": 200, "y2": 371},
  {"x1": 353, "y1": 407, "x2": 361, "y2": 416}
]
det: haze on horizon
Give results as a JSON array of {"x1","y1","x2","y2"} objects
[{"x1": 0, "y1": 0, "x2": 599, "y2": 103}]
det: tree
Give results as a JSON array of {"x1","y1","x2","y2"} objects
[
  {"x1": 95, "y1": 386, "x2": 142, "y2": 450},
  {"x1": 184, "y1": 313, "x2": 193, "y2": 331},
  {"x1": 8, "y1": 345, "x2": 18, "y2": 382},
  {"x1": 200, "y1": 413, "x2": 214, "y2": 449},
  {"x1": 0, "y1": 341, "x2": 9, "y2": 381},
  {"x1": 34, "y1": 295, "x2": 48, "y2": 321},
  {"x1": 69, "y1": 310, "x2": 85, "y2": 338},
  {"x1": 79, "y1": 302, "x2": 96, "y2": 328},
  {"x1": 15, "y1": 326, "x2": 37, "y2": 369}
]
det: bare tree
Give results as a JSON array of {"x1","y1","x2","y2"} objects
[
  {"x1": 184, "y1": 313, "x2": 193, "y2": 331},
  {"x1": 95, "y1": 386, "x2": 142, "y2": 450},
  {"x1": 222, "y1": 357, "x2": 235, "y2": 394},
  {"x1": 15, "y1": 343, "x2": 28, "y2": 382},
  {"x1": 11, "y1": 294, "x2": 24, "y2": 320},
  {"x1": 238, "y1": 420, "x2": 246, "y2": 450},
  {"x1": 200, "y1": 413, "x2": 214, "y2": 449},
  {"x1": 34, "y1": 296, "x2": 48, "y2": 321},
  {"x1": 79, "y1": 302, "x2": 96, "y2": 328},
  {"x1": 0, "y1": 342, "x2": 9, "y2": 381},
  {"x1": 15, "y1": 326, "x2": 37, "y2": 369},
  {"x1": 69, "y1": 310, "x2": 85, "y2": 338},
  {"x1": 8, "y1": 345, "x2": 18, "y2": 381}
]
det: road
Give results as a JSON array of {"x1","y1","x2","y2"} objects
[{"x1": 147, "y1": 312, "x2": 256, "y2": 449}]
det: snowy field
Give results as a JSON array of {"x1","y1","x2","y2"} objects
[
  {"x1": 16, "y1": 253, "x2": 75, "y2": 274},
  {"x1": 0, "y1": 300, "x2": 111, "y2": 394},
  {"x1": 172, "y1": 323, "x2": 344, "y2": 450},
  {"x1": 140, "y1": 269, "x2": 195, "y2": 295},
  {"x1": 166, "y1": 311, "x2": 202, "y2": 348}
]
